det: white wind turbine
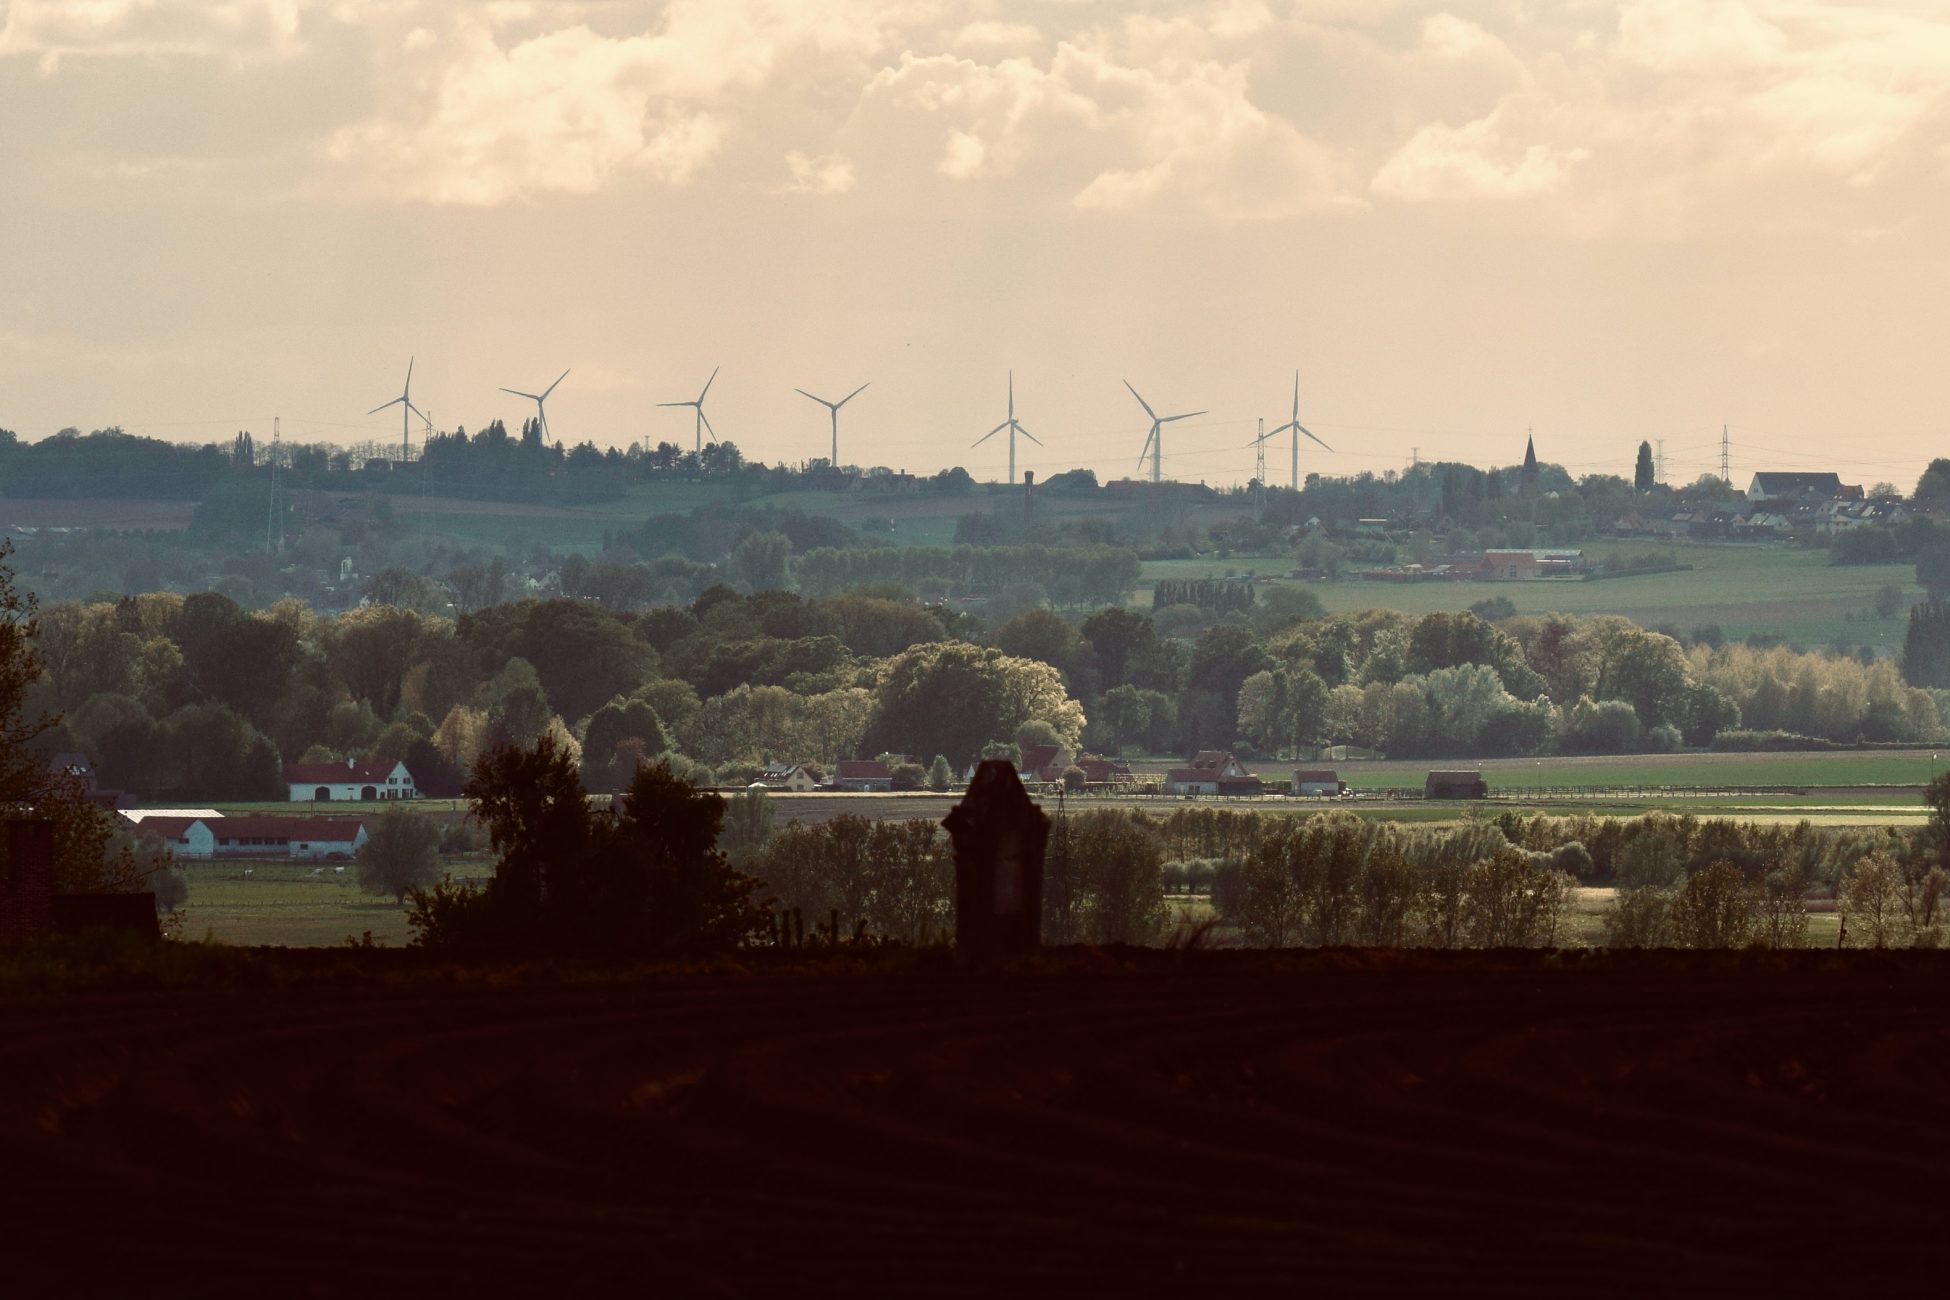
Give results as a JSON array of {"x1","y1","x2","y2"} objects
[
  {"x1": 500, "y1": 368, "x2": 570, "y2": 441},
  {"x1": 658, "y1": 366, "x2": 720, "y2": 453},
  {"x1": 1126, "y1": 380, "x2": 1204, "y2": 484},
  {"x1": 795, "y1": 381, "x2": 869, "y2": 466},
  {"x1": 972, "y1": 371, "x2": 1042, "y2": 484},
  {"x1": 367, "y1": 357, "x2": 425, "y2": 461},
  {"x1": 1251, "y1": 370, "x2": 1333, "y2": 490}
]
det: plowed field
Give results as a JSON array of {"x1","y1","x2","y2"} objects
[{"x1": 5, "y1": 951, "x2": 1949, "y2": 1296}]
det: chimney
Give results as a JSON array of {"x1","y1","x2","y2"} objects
[{"x1": 1023, "y1": 470, "x2": 1035, "y2": 524}]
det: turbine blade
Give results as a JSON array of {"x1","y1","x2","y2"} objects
[
  {"x1": 656, "y1": 401, "x2": 692, "y2": 409},
  {"x1": 499, "y1": 387, "x2": 540, "y2": 400},
  {"x1": 1123, "y1": 380, "x2": 1156, "y2": 420},
  {"x1": 699, "y1": 410, "x2": 717, "y2": 441},
  {"x1": 699, "y1": 365, "x2": 718, "y2": 403},
  {"x1": 795, "y1": 388, "x2": 827, "y2": 406},
  {"x1": 407, "y1": 402, "x2": 427, "y2": 422},
  {"x1": 1160, "y1": 410, "x2": 1206, "y2": 423},
  {"x1": 405, "y1": 356, "x2": 414, "y2": 392},
  {"x1": 987, "y1": 419, "x2": 1010, "y2": 435},
  {"x1": 973, "y1": 427, "x2": 1001, "y2": 448},
  {"x1": 1137, "y1": 427, "x2": 1156, "y2": 467},
  {"x1": 1018, "y1": 424, "x2": 1043, "y2": 447},
  {"x1": 838, "y1": 381, "x2": 870, "y2": 407},
  {"x1": 368, "y1": 398, "x2": 403, "y2": 415},
  {"x1": 1295, "y1": 421, "x2": 1334, "y2": 453},
  {"x1": 542, "y1": 369, "x2": 569, "y2": 399}
]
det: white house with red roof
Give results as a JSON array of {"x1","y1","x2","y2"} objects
[{"x1": 283, "y1": 758, "x2": 418, "y2": 802}]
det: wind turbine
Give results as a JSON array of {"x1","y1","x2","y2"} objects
[
  {"x1": 1250, "y1": 370, "x2": 1333, "y2": 490},
  {"x1": 972, "y1": 371, "x2": 1042, "y2": 485},
  {"x1": 1125, "y1": 380, "x2": 1204, "y2": 484},
  {"x1": 658, "y1": 366, "x2": 720, "y2": 454},
  {"x1": 368, "y1": 357, "x2": 425, "y2": 462},
  {"x1": 795, "y1": 381, "x2": 869, "y2": 466},
  {"x1": 500, "y1": 368, "x2": 570, "y2": 441}
]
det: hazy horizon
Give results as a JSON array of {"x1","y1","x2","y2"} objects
[{"x1": 5, "y1": 0, "x2": 1946, "y2": 490}]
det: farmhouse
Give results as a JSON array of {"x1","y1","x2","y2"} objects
[
  {"x1": 1479, "y1": 549, "x2": 1585, "y2": 580},
  {"x1": 1425, "y1": 770, "x2": 1488, "y2": 800},
  {"x1": 1018, "y1": 744, "x2": 1074, "y2": 783},
  {"x1": 1165, "y1": 751, "x2": 1260, "y2": 795},
  {"x1": 832, "y1": 760, "x2": 893, "y2": 792},
  {"x1": 1746, "y1": 471, "x2": 1848, "y2": 503},
  {"x1": 1074, "y1": 756, "x2": 1135, "y2": 787},
  {"x1": 1292, "y1": 769, "x2": 1347, "y2": 797},
  {"x1": 284, "y1": 758, "x2": 418, "y2": 803},
  {"x1": 752, "y1": 763, "x2": 819, "y2": 793},
  {"x1": 132, "y1": 815, "x2": 369, "y2": 860}
]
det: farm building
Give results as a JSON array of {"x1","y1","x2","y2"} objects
[
  {"x1": 1746, "y1": 471, "x2": 1846, "y2": 502},
  {"x1": 1478, "y1": 549, "x2": 1585, "y2": 580},
  {"x1": 1425, "y1": 771, "x2": 1488, "y2": 800},
  {"x1": 1018, "y1": 744, "x2": 1074, "y2": 783},
  {"x1": 132, "y1": 815, "x2": 369, "y2": 860},
  {"x1": 283, "y1": 758, "x2": 418, "y2": 802},
  {"x1": 752, "y1": 763, "x2": 819, "y2": 792},
  {"x1": 1292, "y1": 770, "x2": 1346, "y2": 797},
  {"x1": 832, "y1": 760, "x2": 893, "y2": 792},
  {"x1": 1074, "y1": 756, "x2": 1135, "y2": 787},
  {"x1": 1166, "y1": 752, "x2": 1260, "y2": 796}
]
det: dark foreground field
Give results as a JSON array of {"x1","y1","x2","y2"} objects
[{"x1": 6, "y1": 950, "x2": 1950, "y2": 1296}]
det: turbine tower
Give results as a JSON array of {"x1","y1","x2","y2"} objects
[
  {"x1": 499, "y1": 368, "x2": 570, "y2": 441},
  {"x1": 1125, "y1": 380, "x2": 1204, "y2": 484},
  {"x1": 658, "y1": 367, "x2": 720, "y2": 454},
  {"x1": 1250, "y1": 370, "x2": 1332, "y2": 490},
  {"x1": 368, "y1": 357, "x2": 425, "y2": 462},
  {"x1": 972, "y1": 371, "x2": 1042, "y2": 484},
  {"x1": 795, "y1": 381, "x2": 869, "y2": 466}
]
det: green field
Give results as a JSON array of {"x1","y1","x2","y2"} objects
[
  {"x1": 1325, "y1": 749, "x2": 1946, "y2": 790},
  {"x1": 175, "y1": 860, "x2": 419, "y2": 947},
  {"x1": 1142, "y1": 540, "x2": 1922, "y2": 650}
]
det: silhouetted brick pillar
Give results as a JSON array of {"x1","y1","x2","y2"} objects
[
  {"x1": 1, "y1": 819, "x2": 56, "y2": 945},
  {"x1": 943, "y1": 759, "x2": 1048, "y2": 955}
]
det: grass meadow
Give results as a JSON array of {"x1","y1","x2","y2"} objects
[{"x1": 1142, "y1": 540, "x2": 1922, "y2": 651}]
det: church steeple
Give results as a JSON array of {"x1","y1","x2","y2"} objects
[{"x1": 1521, "y1": 427, "x2": 1539, "y2": 493}]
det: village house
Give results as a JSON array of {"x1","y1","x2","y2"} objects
[
  {"x1": 831, "y1": 759, "x2": 893, "y2": 792},
  {"x1": 131, "y1": 815, "x2": 369, "y2": 861},
  {"x1": 1017, "y1": 743, "x2": 1074, "y2": 784},
  {"x1": 751, "y1": 763, "x2": 819, "y2": 793},
  {"x1": 1165, "y1": 750, "x2": 1261, "y2": 796},
  {"x1": 1292, "y1": 769, "x2": 1347, "y2": 797},
  {"x1": 1745, "y1": 471, "x2": 1850, "y2": 503},
  {"x1": 1073, "y1": 755, "x2": 1135, "y2": 787},
  {"x1": 283, "y1": 758, "x2": 418, "y2": 802}
]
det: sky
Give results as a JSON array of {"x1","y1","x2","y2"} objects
[{"x1": 3, "y1": 0, "x2": 1948, "y2": 491}]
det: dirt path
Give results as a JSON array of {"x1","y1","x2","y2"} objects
[{"x1": 4, "y1": 953, "x2": 1949, "y2": 1295}]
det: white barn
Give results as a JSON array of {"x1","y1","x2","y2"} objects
[
  {"x1": 132, "y1": 815, "x2": 369, "y2": 861},
  {"x1": 283, "y1": 759, "x2": 418, "y2": 803}
]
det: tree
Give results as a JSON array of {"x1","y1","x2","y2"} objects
[
  {"x1": 1926, "y1": 770, "x2": 1950, "y2": 869},
  {"x1": 862, "y1": 641, "x2": 1084, "y2": 768},
  {"x1": 727, "y1": 531, "x2": 792, "y2": 593},
  {"x1": 1914, "y1": 457, "x2": 1950, "y2": 508},
  {"x1": 1839, "y1": 851, "x2": 1907, "y2": 948},
  {"x1": 1602, "y1": 888, "x2": 1674, "y2": 948},
  {"x1": 926, "y1": 754, "x2": 954, "y2": 792},
  {"x1": 1919, "y1": 546, "x2": 1950, "y2": 605},
  {"x1": 356, "y1": 806, "x2": 442, "y2": 903},
  {"x1": 1634, "y1": 441, "x2": 1656, "y2": 492},
  {"x1": 1669, "y1": 861, "x2": 1755, "y2": 948},
  {"x1": 719, "y1": 787, "x2": 775, "y2": 868},
  {"x1": 1080, "y1": 607, "x2": 1154, "y2": 691}
]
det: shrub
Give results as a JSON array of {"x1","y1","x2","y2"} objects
[
  {"x1": 1603, "y1": 888, "x2": 1674, "y2": 948},
  {"x1": 1669, "y1": 861, "x2": 1756, "y2": 948}
]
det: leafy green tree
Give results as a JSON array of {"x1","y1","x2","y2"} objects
[
  {"x1": 1603, "y1": 888, "x2": 1674, "y2": 948},
  {"x1": 1926, "y1": 770, "x2": 1950, "y2": 869},
  {"x1": 1080, "y1": 607, "x2": 1154, "y2": 691},
  {"x1": 727, "y1": 531, "x2": 792, "y2": 592},
  {"x1": 1669, "y1": 861, "x2": 1756, "y2": 948},
  {"x1": 926, "y1": 754, "x2": 954, "y2": 792},
  {"x1": 356, "y1": 806, "x2": 442, "y2": 903},
  {"x1": 1634, "y1": 441, "x2": 1656, "y2": 492},
  {"x1": 718, "y1": 786, "x2": 775, "y2": 868},
  {"x1": 862, "y1": 641, "x2": 1084, "y2": 767}
]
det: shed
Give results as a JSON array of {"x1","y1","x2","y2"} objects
[
  {"x1": 1292, "y1": 769, "x2": 1346, "y2": 797},
  {"x1": 1425, "y1": 770, "x2": 1488, "y2": 800}
]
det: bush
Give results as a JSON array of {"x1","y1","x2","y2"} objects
[
  {"x1": 1602, "y1": 888, "x2": 1674, "y2": 948},
  {"x1": 1710, "y1": 730, "x2": 1837, "y2": 752},
  {"x1": 1669, "y1": 861, "x2": 1756, "y2": 948}
]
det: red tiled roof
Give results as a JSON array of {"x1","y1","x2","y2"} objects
[{"x1": 210, "y1": 816, "x2": 366, "y2": 842}]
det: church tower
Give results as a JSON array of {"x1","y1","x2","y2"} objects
[{"x1": 1521, "y1": 429, "x2": 1539, "y2": 495}]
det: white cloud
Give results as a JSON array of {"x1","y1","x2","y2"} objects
[
  {"x1": 1372, "y1": 110, "x2": 1588, "y2": 201},
  {"x1": 0, "y1": 0, "x2": 310, "y2": 70},
  {"x1": 953, "y1": 20, "x2": 1041, "y2": 51},
  {"x1": 782, "y1": 149, "x2": 855, "y2": 194}
]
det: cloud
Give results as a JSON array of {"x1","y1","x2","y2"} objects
[
  {"x1": 0, "y1": 0, "x2": 309, "y2": 70},
  {"x1": 781, "y1": 150, "x2": 855, "y2": 194},
  {"x1": 1372, "y1": 110, "x2": 1588, "y2": 201},
  {"x1": 953, "y1": 21, "x2": 1041, "y2": 51}
]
